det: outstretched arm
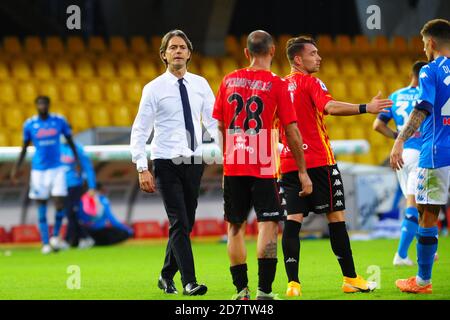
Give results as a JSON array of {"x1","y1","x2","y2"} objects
[{"x1": 325, "y1": 92, "x2": 393, "y2": 116}]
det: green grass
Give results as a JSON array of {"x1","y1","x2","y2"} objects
[{"x1": 0, "y1": 236, "x2": 449, "y2": 300}]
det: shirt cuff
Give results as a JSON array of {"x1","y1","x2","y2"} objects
[
  {"x1": 136, "y1": 157, "x2": 148, "y2": 169},
  {"x1": 415, "y1": 100, "x2": 433, "y2": 115}
]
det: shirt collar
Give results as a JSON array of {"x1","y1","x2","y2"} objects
[{"x1": 165, "y1": 69, "x2": 192, "y2": 85}]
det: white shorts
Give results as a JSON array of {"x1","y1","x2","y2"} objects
[
  {"x1": 396, "y1": 148, "x2": 420, "y2": 196},
  {"x1": 416, "y1": 166, "x2": 450, "y2": 205},
  {"x1": 29, "y1": 167, "x2": 68, "y2": 200}
]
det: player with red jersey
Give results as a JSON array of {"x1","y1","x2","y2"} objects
[
  {"x1": 213, "y1": 30, "x2": 312, "y2": 300},
  {"x1": 280, "y1": 36, "x2": 393, "y2": 296}
]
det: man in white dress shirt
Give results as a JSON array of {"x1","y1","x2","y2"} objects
[{"x1": 130, "y1": 30, "x2": 217, "y2": 296}]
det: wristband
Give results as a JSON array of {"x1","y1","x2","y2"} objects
[{"x1": 359, "y1": 104, "x2": 367, "y2": 114}]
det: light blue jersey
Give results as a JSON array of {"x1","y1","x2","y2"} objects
[
  {"x1": 60, "y1": 142, "x2": 96, "y2": 189},
  {"x1": 378, "y1": 86, "x2": 422, "y2": 150},
  {"x1": 416, "y1": 56, "x2": 450, "y2": 169},
  {"x1": 23, "y1": 113, "x2": 72, "y2": 170}
]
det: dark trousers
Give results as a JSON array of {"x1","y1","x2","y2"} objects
[
  {"x1": 153, "y1": 158, "x2": 204, "y2": 287},
  {"x1": 65, "y1": 186, "x2": 89, "y2": 246},
  {"x1": 87, "y1": 227, "x2": 130, "y2": 246}
]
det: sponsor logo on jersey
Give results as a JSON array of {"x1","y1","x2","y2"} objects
[
  {"x1": 36, "y1": 128, "x2": 58, "y2": 138},
  {"x1": 317, "y1": 79, "x2": 328, "y2": 91},
  {"x1": 315, "y1": 204, "x2": 329, "y2": 210},
  {"x1": 262, "y1": 211, "x2": 280, "y2": 217}
]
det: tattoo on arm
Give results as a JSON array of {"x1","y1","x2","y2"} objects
[{"x1": 398, "y1": 109, "x2": 427, "y2": 141}]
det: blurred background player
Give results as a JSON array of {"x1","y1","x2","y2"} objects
[
  {"x1": 79, "y1": 183, "x2": 133, "y2": 246},
  {"x1": 10, "y1": 96, "x2": 80, "y2": 254},
  {"x1": 213, "y1": 30, "x2": 312, "y2": 300},
  {"x1": 280, "y1": 36, "x2": 392, "y2": 296},
  {"x1": 60, "y1": 138, "x2": 96, "y2": 249},
  {"x1": 373, "y1": 61, "x2": 427, "y2": 266},
  {"x1": 391, "y1": 18, "x2": 450, "y2": 294}
]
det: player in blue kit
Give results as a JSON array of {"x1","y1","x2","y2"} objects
[
  {"x1": 10, "y1": 96, "x2": 81, "y2": 254},
  {"x1": 391, "y1": 19, "x2": 450, "y2": 293},
  {"x1": 373, "y1": 61, "x2": 427, "y2": 266},
  {"x1": 60, "y1": 140, "x2": 96, "y2": 249}
]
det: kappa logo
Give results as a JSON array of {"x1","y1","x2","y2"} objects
[
  {"x1": 286, "y1": 258, "x2": 297, "y2": 263},
  {"x1": 334, "y1": 190, "x2": 344, "y2": 197},
  {"x1": 335, "y1": 200, "x2": 344, "y2": 207},
  {"x1": 333, "y1": 179, "x2": 342, "y2": 186},
  {"x1": 332, "y1": 169, "x2": 339, "y2": 176}
]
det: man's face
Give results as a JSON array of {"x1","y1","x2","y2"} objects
[
  {"x1": 162, "y1": 36, "x2": 191, "y2": 69},
  {"x1": 422, "y1": 35, "x2": 434, "y2": 62},
  {"x1": 296, "y1": 43, "x2": 321, "y2": 73},
  {"x1": 36, "y1": 101, "x2": 49, "y2": 115}
]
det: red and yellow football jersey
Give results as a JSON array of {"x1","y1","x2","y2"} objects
[
  {"x1": 213, "y1": 68, "x2": 296, "y2": 178},
  {"x1": 280, "y1": 72, "x2": 335, "y2": 173}
]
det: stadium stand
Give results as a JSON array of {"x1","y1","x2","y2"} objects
[{"x1": 0, "y1": 34, "x2": 423, "y2": 165}]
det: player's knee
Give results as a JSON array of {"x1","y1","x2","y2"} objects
[
  {"x1": 326, "y1": 210, "x2": 345, "y2": 223},
  {"x1": 287, "y1": 214, "x2": 303, "y2": 223},
  {"x1": 228, "y1": 222, "x2": 245, "y2": 237}
]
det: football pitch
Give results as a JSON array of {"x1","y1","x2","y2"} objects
[{"x1": 0, "y1": 237, "x2": 449, "y2": 300}]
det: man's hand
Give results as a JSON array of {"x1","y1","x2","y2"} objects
[
  {"x1": 367, "y1": 91, "x2": 393, "y2": 114},
  {"x1": 298, "y1": 172, "x2": 313, "y2": 197},
  {"x1": 390, "y1": 138, "x2": 405, "y2": 170},
  {"x1": 138, "y1": 170, "x2": 156, "y2": 193}
]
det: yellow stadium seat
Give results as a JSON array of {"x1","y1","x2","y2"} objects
[
  {"x1": 355, "y1": 153, "x2": 376, "y2": 165},
  {"x1": 335, "y1": 35, "x2": 352, "y2": 55},
  {"x1": 61, "y1": 82, "x2": 81, "y2": 103},
  {"x1": 328, "y1": 78, "x2": 347, "y2": 101},
  {"x1": 32, "y1": 60, "x2": 52, "y2": 80},
  {"x1": 125, "y1": 80, "x2": 143, "y2": 103},
  {"x1": 221, "y1": 57, "x2": 239, "y2": 75},
  {"x1": 374, "y1": 151, "x2": 389, "y2": 165},
  {"x1": 45, "y1": 36, "x2": 65, "y2": 55},
  {"x1": 23, "y1": 104, "x2": 37, "y2": 119},
  {"x1": 367, "y1": 78, "x2": 387, "y2": 97},
  {"x1": 97, "y1": 59, "x2": 116, "y2": 78},
  {"x1": 0, "y1": 62, "x2": 10, "y2": 80},
  {"x1": 321, "y1": 58, "x2": 339, "y2": 77},
  {"x1": 83, "y1": 81, "x2": 103, "y2": 103},
  {"x1": 397, "y1": 58, "x2": 414, "y2": 77},
  {"x1": 387, "y1": 78, "x2": 406, "y2": 94},
  {"x1": 327, "y1": 125, "x2": 347, "y2": 140},
  {"x1": 348, "y1": 79, "x2": 368, "y2": 101},
  {"x1": 11, "y1": 60, "x2": 31, "y2": 79},
  {"x1": 3, "y1": 36, "x2": 22, "y2": 54},
  {"x1": 69, "y1": 107, "x2": 90, "y2": 132},
  {"x1": 17, "y1": 81, "x2": 38, "y2": 104},
  {"x1": 390, "y1": 36, "x2": 408, "y2": 55},
  {"x1": 137, "y1": 59, "x2": 159, "y2": 79},
  {"x1": 225, "y1": 35, "x2": 241, "y2": 57},
  {"x1": 276, "y1": 34, "x2": 292, "y2": 58},
  {"x1": 347, "y1": 125, "x2": 367, "y2": 139},
  {"x1": 359, "y1": 58, "x2": 378, "y2": 77},
  {"x1": 90, "y1": 105, "x2": 111, "y2": 127},
  {"x1": 38, "y1": 81, "x2": 60, "y2": 102},
  {"x1": 104, "y1": 81, "x2": 123, "y2": 102},
  {"x1": 0, "y1": 131, "x2": 9, "y2": 146},
  {"x1": 201, "y1": 57, "x2": 220, "y2": 79},
  {"x1": 112, "y1": 105, "x2": 132, "y2": 126},
  {"x1": 118, "y1": 59, "x2": 137, "y2": 79},
  {"x1": 130, "y1": 36, "x2": 149, "y2": 54},
  {"x1": 74, "y1": 58, "x2": 95, "y2": 79},
  {"x1": 316, "y1": 35, "x2": 333, "y2": 56},
  {"x1": 54, "y1": 59, "x2": 74, "y2": 79},
  {"x1": 372, "y1": 35, "x2": 389, "y2": 55},
  {"x1": 50, "y1": 103, "x2": 69, "y2": 118},
  {"x1": 336, "y1": 154, "x2": 355, "y2": 163},
  {"x1": 67, "y1": 36, "x2": 85, "y2": 54},
  {"x1": 88, "y1": 36, "x2": 107, "y2": 53},
  {"x1": 353, "y1": 35, "x2": 371, "y2": 55},
  {"x1": 24, "y1": 36, "x2": 44, "y2": 54},
  {"x1": 340, "y1": 58, "x2": 359, "y2": 77},
  {"x1": 151, "y1": 35, "x2": 162, "y2": 53},
  {"x1": 3, "y1": 109, "x2": 25, "y2": 130},
  {"x1": 380, "y1": 58, "x2": 398, "y2": 76},
  {"x1": 10, "y1": 131, "x2": 23, "y2": 146},
  {"x1": 109, "y1": 36, "x2": 128, "y2": 54},
  {"x1": 0, "y1": 82, "x2": 16, "y2": 103},
  {"x1": 409, "y1": 36, "x2": 423, "y2": 55}
]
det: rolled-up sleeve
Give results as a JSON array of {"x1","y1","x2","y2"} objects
[
  {"x1": 201, "y1": 79, "x2": 218, "y2": 142},
  {"x1": 130, "y1": 84, "x2": 155, "y2": 169}
]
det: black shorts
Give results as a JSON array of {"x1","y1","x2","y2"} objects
[
  {"x1": 280, "y1": 164, "x2": 346, "y2": 217},
  {"x1": 224, "y1": 176, "x2": 283, "y2": 224}
]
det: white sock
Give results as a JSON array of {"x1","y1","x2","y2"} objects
[{"x1": 416, "y1": 275, "x2": 431, "y2": 286}]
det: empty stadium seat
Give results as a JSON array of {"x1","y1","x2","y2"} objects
[
  {"x1": 61, "y1": 82, "x2": 81, "y2": 103},
  {"x1": 328, "y1": 78, "x2": 347, "y2": 100},
  {"x1": 380, "y1": 58, "x2": 398, "y2": 76},
  {"x1": 97, "y1": 58, "x2": 116, "y2": 78},
  {"x1": 67, "y1": 36, "x2": 85, "y2": 54},
  {"x1": 83, "y1": 81, "x2": 103, "y2": 103},
  {"x1": 340, "y1": 58, "x2": 359, "y2": 77},
  {"x1": 321, "y1": 58, "x2": 339, "y2": 77},
  {"x1": 390, "y1": 36, "x2": 408, "y2": 55},
  {"x1": 201, "y1": 57, "x2": 221, "y2": 79},
  {"x1": 193, "y1": 219, "x2": 223, "y2": 237},
  {"x1": 0, "y1": 131, "x2": 9, "y2": 146},
  {"x1": 367, "y1": 78, "x2": 387, "y2": 96},
  {"x1": 133, "y1": 221, "x2": 163, "y2": 239},
  {"x1": 125, "y1": 80, "x2": 143, "y2": 103},
  {"x1": 55, "y1": 59, "x2": 74, "y2": 79},
  {"x1": 130, "y1": 36, "x2": 149, "y2": 54},
  {"x1": 335, "y1": 35, "x2": 352, "y2": 55},
  {"x1": 69, "y1": 106, "x2": 90, "y2": 132},
  {"x1": 327, "y1": 125, "x2": 347, "y2": 140},
  {"x1": 347, "y1": 126, "x2": 367, "y2": 139},
  {"x1": 10, "y1": 131, "x2": 23, "y2": 146},
  {"x1": 45, "y1": 36, "x2": 65, "y2": 55},
  {"x1": 17, "y1": 81, "x2": 38, "y2": 103},
  {"x1": 221, "y1": 57, "x2": 239, "y2": 75},
  {"x1": 372, "y1": 35, "x2": 389, "y2": 55},
  {"x1": 225, "y1": 35, "x2": 241, "y2": 57},
  {"x1": 0, "y1": 82, "x2": 16, "y2": 103},
  {"x1": 88, "y1": 36, "x2": 107, "y2": 53},
  {"x1": 348, "y1": 79, "x2": 368, "y2": 101},
  {"x1": 112, "y1": 104, "x2": 131, "y2": 126},
  {"x1": 74, "y1": 58, "x2": 95, "y2": 79},
  {"x1": 409, "y1": 36, "x2": 423, "y2": 54},
  {"x1": 359, "y1": 58, "x2": 378, "y2": 77},
  {"x1": 39, "y1": 81, "x2": 60, "y2": 102},
  {"x1": 24, "y1": 36, "x2": 44, "y2": 55},
  {"x1": 316, "y1": 34, "x2": 333, "y2": 55},
  {"x1": 3, "y1": 108, "x2": 25, "y2": 130},
  {"x1": 3, "y1": 36, "x2": 22, "y2": 54},
  {"x1": 105, "y1": 80, "x2": 124, "y2": 102},
  {"x1": 109, "y1": 36, "x2": 128, "y2": 54},
  {"x1": 118, "y1": 59, "x2": 137, "y2": 79},
  {"x1": 0, "y1": 61, "x2": 9, "y2": 80},
  {"x1": 353, "y1": 35, "x2": 371, "y2": 55},
  {"x1": 150, "y1": 35, "x2": 162, "y2": 53},
  {"x1": 90, "y1": 105, "x2": 110, "y2": 127},
  {"x1": 137, "y1": 59, "x2": 159, "y2": 79},
  {"x1": 11, "y1": 225, "x2": 41, "y2": 243},
  {"x1": 33, "y1": 59, "x2": 53, "y2": 79},
  {"x1": 11, "y1": 60, "x2": 31, "y2": 79}
]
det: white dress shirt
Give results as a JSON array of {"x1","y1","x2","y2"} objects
[{"x1": 130, "y1": 70, "x2": 218, "y2": 169}]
